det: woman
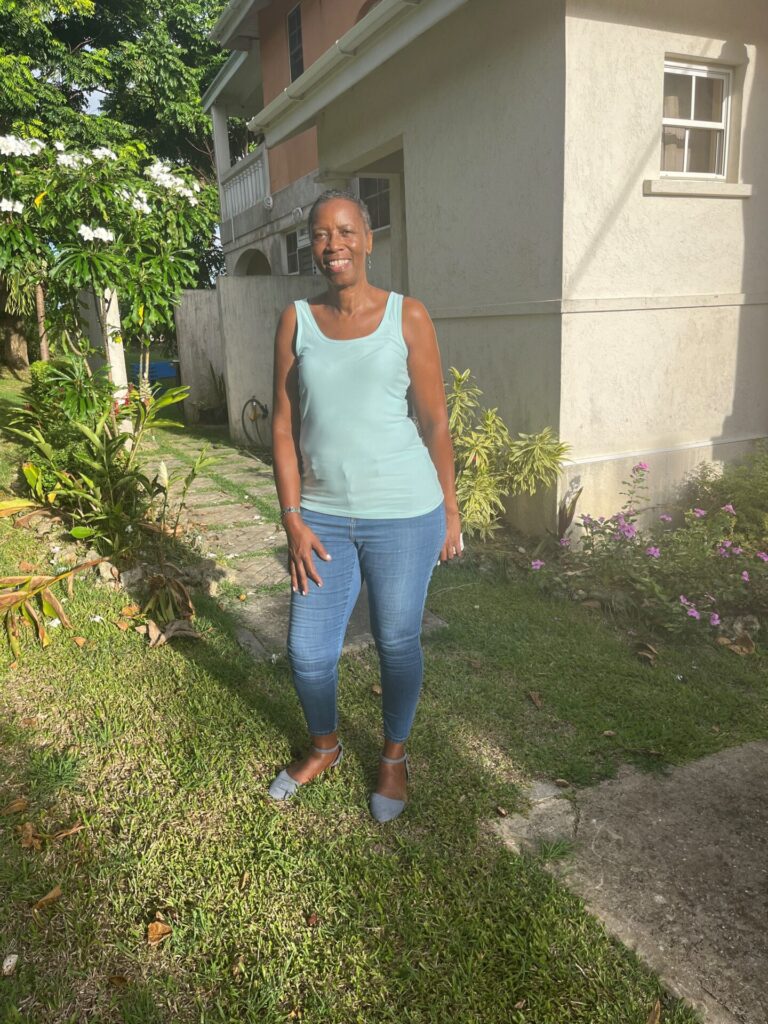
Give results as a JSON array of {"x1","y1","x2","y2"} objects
[{"x1": 269, "y1": 189, "x2": 461, "y2": 822}]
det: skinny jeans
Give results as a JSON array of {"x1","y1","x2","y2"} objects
[{"x1": 287, "y1": 503, "x2": 445, "y2": 743}]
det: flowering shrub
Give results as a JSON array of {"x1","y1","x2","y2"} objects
[{"x1": 533, "y1": 463, "x2": 768, "y2": 638}]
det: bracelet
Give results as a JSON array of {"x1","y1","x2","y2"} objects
[{"x1": 280, "y1": 506, "x2": 301, "y2": 518}]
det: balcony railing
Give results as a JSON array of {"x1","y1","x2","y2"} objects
[{"x1": 220, "y1": 145, "x2": 268, "y2": 221}]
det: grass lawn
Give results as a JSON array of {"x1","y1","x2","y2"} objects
[{"x1": 1, "y1": 370, "x2": 766, "y2": 1023}]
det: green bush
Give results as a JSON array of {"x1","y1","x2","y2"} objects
[{"x1": 683, "y1": 445, "x2": 768, "y2": 546}]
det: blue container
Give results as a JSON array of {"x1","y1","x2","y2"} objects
[{"x1": 129, "y1": 360, "x2": 179, "y2": 389}]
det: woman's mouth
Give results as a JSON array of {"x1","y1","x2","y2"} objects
[{"x1": 325, "y1": 258, "x2": 352, "y2": 273}]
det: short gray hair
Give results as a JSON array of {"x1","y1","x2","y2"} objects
[{"x1": 307, "y1": 188, "x2": 372, "y2": 233}]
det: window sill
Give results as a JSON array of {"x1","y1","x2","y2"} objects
[{"x1": 643, "y1": 179, "x2": 752, "y2": 198}]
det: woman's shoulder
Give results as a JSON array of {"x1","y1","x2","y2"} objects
[{"x1": 401, "y1": 295, "x2": 432, "y2": 330}]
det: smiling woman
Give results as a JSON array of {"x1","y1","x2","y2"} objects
[{"x1": 269, "y1": 188, "x2": 462, "y2": 822}]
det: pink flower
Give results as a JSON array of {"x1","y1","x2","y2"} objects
[
  {"x1": 693, "y1": 508, "x2": 707, "y2": 518},
  {"x1": 732, "y1": 546, "x2": 743, "y2": 555},
  {"x1": 659, "y1": 513, "x2": 672, "y2": 523},
  {"x1": 531, "y1": 559, "x2": 545, "y2": 571},
  {"x1": 687, "y1": 607, "x2": 701, "y2": 620},
  {"x1": 679, "y1": 595, "x2": 691, "y2": 606},
  {"x1": 757, "y1": 552, "x2": 768, "y2": 562},
  {"x1": 645, "y1": 546, "x2": 660, "y2": 558},
  {"x1": 559, "y1": 537, "x2": 571, "y2": 547},
  {"x1": 633, "y1": 461, "x2": 649, "y2": 473},
  {"x1": 721, "y1": 504, "x2": 736, "y2": 515},
  {"x1": 709, "y1": 613, "x2": 721, "y2": 627},
  {"x1": 741, "y1": 570, "x2": 750, "y2": 582}
]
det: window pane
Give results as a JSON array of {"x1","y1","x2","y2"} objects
[
  {"x1": 663, "y1": 72, "x2": 692, "y2": 119},
  {"x1": 297, "y1": 245, "x2": 313, "y2": 274},
  {"x1": 661, "y1": 127, "x2": 686, "y2": 172},
  {"x1": 688, "y1": 128, "x2": 723, "y2": 174},
  {"x1": 694, "y1": 76, "x2": 724, "y2": 123}
]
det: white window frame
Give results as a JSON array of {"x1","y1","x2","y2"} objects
[
  {"x1": 285, "y1": 226, "x2": 316, "y2": 275},
  {"x1": 356, "y1": 176, "x2": 391, "y2": 231},
  {"x1": 661, "y1": 60, "x2": 732, "y2": 180}
]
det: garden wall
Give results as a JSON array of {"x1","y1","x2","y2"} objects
[{"x1": 175, "y1": 289, "x2": 225, "y2": 423}]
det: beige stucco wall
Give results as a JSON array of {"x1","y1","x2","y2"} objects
[
  {"x1": 175, "y1": 289, "x2": 226, "y2": 423},
  {"x1": 561, "y1": 0, "x2": 768, "y2": 519},
  {"x1": 318, "y1": 0, "x2": 566, "y2": 443}
]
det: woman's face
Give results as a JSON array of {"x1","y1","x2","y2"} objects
[{"x1": 310, "y1": 199, "x2": 372, "y2": 285}]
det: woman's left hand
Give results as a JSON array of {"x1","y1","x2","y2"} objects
[{"x1": 440, "y1": 507, "x2": 463, "y2": 562}]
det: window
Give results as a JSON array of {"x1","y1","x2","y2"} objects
[
  {"x1": 358, "y1": 177, "x2": 390, "y2": 230},
  {"x1": 661, "y1": 61, "x2": 731, "y2": 178},
  {"x1": 286, "y1": 227, "x2": 315, "y2": 275},
  {"x1": 287, "y1": 4, "x2": 303, "y2": 83}
]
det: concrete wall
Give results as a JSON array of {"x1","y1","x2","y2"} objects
[
  {"x1": 318, "y1": 0, "x2": 567, "y2": 444},
  {"x1": 561, "y1": 0, "x2": 768, "y2": 518},
  {"x1": 216, "y1": 274, "x2": 324, "y2": 445},
  {"x1": 175, "y1": 289, "x2": 225, "y2": 424}
]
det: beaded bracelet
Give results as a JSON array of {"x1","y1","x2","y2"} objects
[{"x1": 280, "y1": 506, "x2": 301, "y2": 518}]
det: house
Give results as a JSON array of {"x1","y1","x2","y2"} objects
[{"x1": 186, "y1": 0, "x2": 768, "y2": 530}]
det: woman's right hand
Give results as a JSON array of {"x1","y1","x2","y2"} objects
[{"x1": 284, "y1": 516, "x2": 332, "y2": 595}]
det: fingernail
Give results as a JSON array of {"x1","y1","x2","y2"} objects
[{"x1": 325, "y1": 554, "x2": 332, "y2": 560}]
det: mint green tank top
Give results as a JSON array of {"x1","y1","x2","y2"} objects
[{"x1": 294, "y1": 291, "x2": 444, "y2": 518}]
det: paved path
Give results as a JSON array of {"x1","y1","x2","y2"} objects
[
  {"x1": 493, "y1": 743, "x2": 768, "y2": 1024},
  {"x1": 143, "y1": 431, "x2": 445, "y2": 659}
]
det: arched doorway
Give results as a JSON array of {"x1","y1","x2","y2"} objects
[{"x1": 233, "y1": 248, "x2": 271, "y2": 276}]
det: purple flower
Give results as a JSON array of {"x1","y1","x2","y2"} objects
[
  {"x1": 732, "y1": 546, "x2": 743, "y2": 555},
  {"x1": 659, "y1": 513, "x2": 672, "y2": 523},
  {"x1": 679, "y1": 595, "x2": 691, "y2": 606},
  {"x1": 559, "y1": 537, "x2": 571, "y2": 547},
  {"x1": 721, "y1": 503, "x2": 736, "y2": 515},
  {"x1": 633, "y1": 461, "x2": 649, "y2": 473},
  {"x1": 709, "y1": 612, "x2": 721, "y2": 627},
  {"x1": 693, "y1": 508, "x2": 707, "y2": 518},
  {"x1": 741, "y1": 570, "x2": 750, "y2": 582},
  {"x1": 687, "y1": 607, "x2": 701, "y2": 620},
  {"x1": 757, "y1": 552, "x2": 768, "y2": 562},
  {"x1": 645, "y1": 546, "x2": 660, "y2": 558},
  {"x1": 531, "y1": 559, "x2": 545, "y2": 571},
  {"x1": 717, "y1": 545, "x2": 731, "y2": 558}
]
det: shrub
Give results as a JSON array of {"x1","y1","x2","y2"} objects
[{"x1": 683, "y1": 445, "x2": 768, "y2": 546}]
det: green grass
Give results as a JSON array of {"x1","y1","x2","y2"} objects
[{"x1": 1, "y1": 375, "x2": 764, "y2": 1022}]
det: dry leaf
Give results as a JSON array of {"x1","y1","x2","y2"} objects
[
  {"x1": 646, "y1": 998, "x2": 661, "y2": 1024},
  {"x1": 581, "y1": 599, "x2": 601, "y2": 609},
  {"x1": 495, "y1": 806, "x2": 508, "y2": 817},
  {"x1": 528, "y1": 691, "x2": 543, "y2": 709},
  {"x1": 53, "y1": 822, "x2": 84, "y2": 841},
  {"x1": 19, "y1": 561, "x2": 35, "y2": 572},
  {"x1": 306, "y1": 912, "x2": 320, "y2": 927},
  {"x1": 371, "y1": 685, "x2": 382, "y2": 697},
  {"x1": 116, "y1": 619, "x2": 132, "y2": 632},
  {"x1": 554, "y1": 778, "x2": 570, "y2": 788},
  {"x1": 107, "y1": 974, "x2": 129, "y2": 988},
  {"x1": 1, "y1": 797, "x2": 29, "y2": 816},
  {"x1": 72, "y1": 636, "x2": 87, "y2": 648},
  {"x1": 134, "y1": 624, "x2": 148, "y2": 635},
  {"x1": 602, "y1": 730, "x2": 617, "y2": 737},
  {"x1": 121, "y1": 604, "x2": 140, "y2": 618},
  {"x1": 468, "y1": 658, "x2": 482, "y2": 670},
  {"x1": 146, "y1": 620, "x2": 164, "y2": 647},
  {"x1": 20, "y1": 716, "x2": 37, "y2": 727},
  {"x1": 33, "y1": 884, "x2": 62, "y2": 910},
  {"x1": 711, "y1": 724, "x2": 720, "y2": 733},
  {"x1": 636, "y1": 642, "x2": 658, "y2": 666},
  {"x1": 715, "y1": 636, "x2": 732, "y2": 646},
  {"x1": 238, "y1": 593, "x2": 247, "y2": 602},
  {"x1": 2, "y1": 954, "x2": 18, "y2": 977},
  {"x1": 513, "y1": 1001, "x2": 526, "y2": 1010},
  {"x1": 239, "y1": 870, "x2": 251, "y2": 891},
  {"x1": 18, "y1": 822, "x2": 42, "y2": 851},
  {"x1": 161, "y1": 620, "x2": 201, "y2": 643},
  {"x1": 9, "y1": 660, "x2": 18, "y2": 671},
  {"x1": 146, "y1": 921, "x2": 172, "y2": 945},
  {"x1": 729, "y1": 632, "x2": 755, "y2": 656}
]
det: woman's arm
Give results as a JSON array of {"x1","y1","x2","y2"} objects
[
  {"x1": 402, "y1": 297, "x2": 462, "y2": 561},
  {"x1": 272, "y1": 305, "x2": 331, "y2": 594}
]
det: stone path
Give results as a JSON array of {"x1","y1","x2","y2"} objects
[
  {"x1": 143, "y1": 431, "x2": 445, "y2": 660},
  {"x1": 493, "y1": 742, "x2": 768, "y2": 1024}
]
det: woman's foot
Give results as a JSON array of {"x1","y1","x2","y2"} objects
[
  {"x1": 375, "y1": 753, "x2": 408, "y2": 802},
  {"x1": 268, "y1": 736, "x2": 342, "y2": 801},
  {"x1": 370, "y1": 743, "x2": 410, "y2": 823}
]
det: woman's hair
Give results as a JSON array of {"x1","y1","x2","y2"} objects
[{"x1": 307, "y1": 188, "x2": 372, "y2": 233}]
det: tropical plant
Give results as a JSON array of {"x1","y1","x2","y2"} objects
[{"x1": 446, "y1": 368, "x2": 571, "y2": 538}]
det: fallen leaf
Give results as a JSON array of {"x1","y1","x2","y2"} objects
[
  {"x1": 528, "y1": 691, "x2": 543, "y2": 709},
  {"x1": 161, "y1": 620, "x2": 201, "y2": 643},
  {"x1": 9, "y1": 661, "x2": 18, "y2": 671},
  {"x1": 115, "y1": 619, "x2": 132, "y2": 632},
  {"x1": 468, "y1": 658, "x2": 482, "y2": 670},
  {"x1": 18, "y1": 822, "x2": 42, "y2": 851},
  {"x1": 239, "y1": 870, "x2": 250, "y2": 891},
  {"x1": 19, "y1": 561, "x2": 35, "y2": 572},
  {"x1": 52, "y1": 822, "x2": 84, "y2": 841},
  {"x1": 371, "y1": 685, "x2": 382, "y2": 697},
  {"x1": 20, "y1": 716, "x2": 37, "y2": 727},
  {"x1": 1, "y1": 797, "x2": 29, "y2": 816},
  {"x1": 554, "y1": 778, "x2": 570, "y2": 788},
  {"x1": 2, "y1": 954, "x2": 18, "y2": 977},
  {"x1": 306, "y1": 912, "x2": 320, "y2": 927},
  {"x1": 715, "y1": 635, "x2": 732, "y2": 646},
  {"x1": 32, "y1": 884, "x2": 62, "y2": 910},
  {"x1": 146, "y1": 921, "x2": 172, "y2": 945},
  {"x1": 495, "y1": 806, "x2": 508, "y2": 817},
  {"x1": 72, "y1": 636, "x2": 87, "y2": 648},
  {"x1": 602, "y1": 730, "x2": 617, "y2": 737},
  {"x1": 711, "y1": 724, "x2": 720, "y2": 733},
  {"x1": 121, "y1": 604, "x2": 140, "y2": 618},
  {"x1": 238, "y1": 593, "x2": 247, "y2": 602},
  {"x1": 146, "y1": 620, "x2": 164, "y2": 648},
  {"x1": 134, "y1": 624, "x2": 148, "y2": 635},
  {"x1": 646, "y1": 998, "x2": 661, "y2": 1024},
  {"x1": 729, "y1": 632, "x2": 755, "y2": 656},
  {"x1": 514, "y1": 1000, "x2": 526, "y2": 1011},
  {"x1": 107, "y1": 974, "x2": 129, "y2": 987},
  {"x1": 636, "y1": 641, "x2": 658, "y2": 666}
]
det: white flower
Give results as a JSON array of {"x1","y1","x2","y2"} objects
[
  {"x1": 92, "y1": 227, "x2": 114, "y2": 242},
  {"x1": 13, "y1": 200, "x2": 23, "y2": 213},
  {"x1": 92, "y1": 146, "x2": 117, "y2": 161},
  {"x1": 188, "y1": 196, "x2": 198, "y2": 206},
  {"x1": 192, "y1": 181, "x2": 201, "y2": 193},
  {"x1": 0, "y1": 198, "x2": 19, "y2": 213},
  {"x1": 57, "y1": 151, "x2": 92, "y2": 169},
  {"x1": 54, "y1": 141, "x2": 66, "y2": 151},
  {"x1": 0, "y1": 135, "x2": 44, "y2": 157},
  {"x1": 78, "y1": 224, "x2": 95, "y2": 241}
]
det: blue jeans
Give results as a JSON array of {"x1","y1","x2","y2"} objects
[{"x1": 287, "y1": 502, "x2": 445, "y2": 743}]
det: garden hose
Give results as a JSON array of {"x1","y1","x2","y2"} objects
[{"x1": 241, "y1": 396, "x2": 269, "y2": 449}]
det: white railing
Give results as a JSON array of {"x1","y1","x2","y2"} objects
[{"x1": 220, "y1": 145, "x2": 268, "y2": 221}]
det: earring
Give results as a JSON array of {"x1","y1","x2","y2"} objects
[{"x1": 367, "y1": 254, "x2": 372, "y2": 270}]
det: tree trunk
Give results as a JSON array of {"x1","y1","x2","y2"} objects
[{"x1": 35, "y1": 283, "x2": 49, "y2": 361}]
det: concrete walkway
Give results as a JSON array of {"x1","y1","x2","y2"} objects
[
  {"x1": 145, "y1": 432, "x2": 444, "y2": 659},
  {"x1": 493, "y1": 742, "x2": 768, "y2": 1024}
]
